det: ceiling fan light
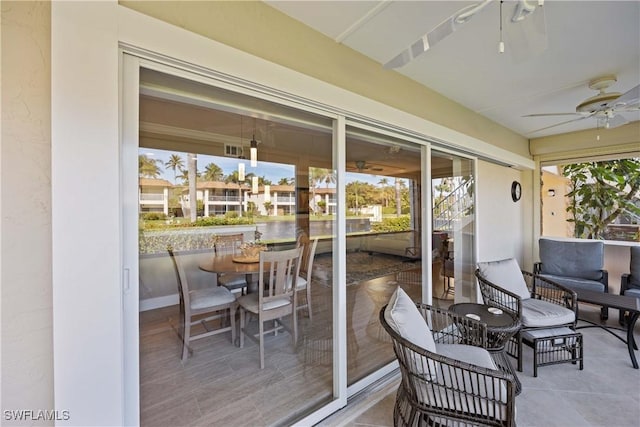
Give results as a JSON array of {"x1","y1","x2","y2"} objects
[{"x1": 512, "y1": 0, "x2": 537, "y2": 22}]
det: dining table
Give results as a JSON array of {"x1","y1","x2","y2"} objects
[{"x1": 199, "y1": 253, "x2": 265, "y2": 294}]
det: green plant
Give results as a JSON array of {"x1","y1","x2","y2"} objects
[
  {"x1": 563, "y1": 158, "x2": 640, "y2": 239},
  {"x1": 371, "y1": 216, "x2": 411, "y2": 232},
  {"x1": 141, "y1": 212, "x2": 167, "y2": 221}
]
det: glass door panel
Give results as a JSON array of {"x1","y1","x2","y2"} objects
[
  {"x1": 344, "y1": 125, "x2": 423, "y2": 385},
  {"x1": 137, "y1": 68, "x2": 336, "y2": 426},
  {"x1": 431, "y1": 150, "x2": 475, "y2": 306}
]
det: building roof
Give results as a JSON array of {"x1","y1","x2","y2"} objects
[{"x1": 139, "y1": 178, "x2": 173, "y2": 187}]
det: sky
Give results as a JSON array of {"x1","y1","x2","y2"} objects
[{"x1": 140, "y1": 147, "x2": 394, "y2": 186}]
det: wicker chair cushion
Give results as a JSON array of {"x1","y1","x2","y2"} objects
[
  {"x1": 624, "y1": 288, "x2": 640, "y2": 298},
  {"x1": 384, "y1": 287, "x2": 437, "y2": 353},
  {"x1": 538, "y1": 274, "x2": 605, "y2": 293},
  {"x1": 189, "y1": 287, "x2": 236, "y2": 310},
  {"x1": 521, "y1": 298, "x2": 575, "y2": 327},
  {"x1": 539, "y1": 238, "x2": 604, "y2": 280},
  {"x1": 416, "y1": 344, "x2": 508, "y2": 420},
  {"x1": 236, "y1": 293, "x2": 290, "y2": 312},
  {"x1": 435, "y1": 343, "x2": 497, "y2": 369},
  {"x1": 477, "y1": 258, "x2": 531, "y2": 300}
]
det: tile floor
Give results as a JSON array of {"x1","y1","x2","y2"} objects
[{"x1": 320, "y1": 304, "x2": 640, "y2": 427}]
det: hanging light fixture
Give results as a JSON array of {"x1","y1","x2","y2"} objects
[
  {"x1": 498, "y1": 1, "x2": 505, "y2": 53},
  {"x1": 250, "y1": 137, "x2": 258, "y2": 167},
  {"x1": 264, "y1": 185, "x2": 271, "y2": 202},
  {"x1": 252, "y1": 176, "x2": 259, "y2": 194},
  {"x1": 238, "y1": 162, "x2": 245, "y2": 181}
]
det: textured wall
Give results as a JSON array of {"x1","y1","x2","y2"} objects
[{"x1": 1, "y1": 1, "x2": 54, "y2": 425}]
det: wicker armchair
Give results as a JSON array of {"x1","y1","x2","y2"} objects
[
  {"x1": 380, "y1": 288, "x2": 516, "y2": 427},
  {"x1": 476, "y1": 258, "x2": 577, "y2": 372}
]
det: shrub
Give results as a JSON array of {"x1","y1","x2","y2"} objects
[
  {"x1": 225, "y1": 211, "x2": 239, "y2": 219},
  {"x1": 141, "y1": 212, "x2": 167, "y2": 221},
  {"x1": 371, "y1": 216, "x2": 411, "y2": 232}
]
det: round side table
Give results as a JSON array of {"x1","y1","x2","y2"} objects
[{"x1": 449, "y1": 302, "x2": 522, "y2": 395}]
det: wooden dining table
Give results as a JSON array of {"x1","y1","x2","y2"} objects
[{"x1": 199, "y1": 253, "x2": 265, "y2": 294}]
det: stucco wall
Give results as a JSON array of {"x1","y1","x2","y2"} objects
[{"x1": 1, "y1": 1, "x2": 54, "y2": 424}]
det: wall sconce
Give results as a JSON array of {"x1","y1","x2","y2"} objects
[
  {"x1": 252, "y1": 176, "x2": 259, "y2": 194},
  {"x1": 238, "y1": 162, "x2": 245, "y2": 181},
  {"x1": 547, "y1": 189, "x2": 556, "y2": 197},
  {"x1": 264, "y1": 185, "x2": 271, "y2": 202}
]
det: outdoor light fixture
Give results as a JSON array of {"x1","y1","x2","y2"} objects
[
  {"x1": 238, "y1": 162, "x2": 245, "y2": 181},
  {"x1": 264, "y1": 185, "x2": 271, "y2": 203},
  {"x1": 547, "y1": 189, "x2": 556, "y2": 197},
  {"x1": 250, "y1": 137, "x2": 258, "y2": 167},
  {"x1": 252, "y1": 176, "x2": 258, "y2": 194}
]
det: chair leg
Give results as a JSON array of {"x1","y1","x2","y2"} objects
[
  {"x1": 292, "y1": 308, "x2": 298, "y2": 346},
  {"x1": 601, "y1": 305, "x2": 608, "y2": 321},
  {"x1": 306, "y1": 286, "x2": 313, "y2": 320},
  {"x1": 239, "y1": 308, "x2": 245, "y2": 348},
  {"x1": 182, "y1": 319, "x2": 190, "y2": 361},
  {"x1": 259, "y1": 317, "x2": 265, "y2": 369},
  {"x1": 517, "y1": 333, "x2": 523, "y2": 372}
]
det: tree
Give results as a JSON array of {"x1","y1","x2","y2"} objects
[
  {"x1": 164, "y1": 154, "x2": 184, "y2": 184},
  {"x1": 263, "y1": 201, "x2": 273, "y2": 216},
  {"x1": 203, "y1": 162, "x2": 224, "y2": 181},
  {"x1": 187, "y1": 153, "x2": 197, "y2": 223},
  {"x1": 138, "y1": 155, "x2": 161, "y2": 178},
  {"x1": 278, "y1": 177, "x2": 294, "y2": 186},
  {"x1": 563, "y1": 158, "x2": 640, "y2": 239}
]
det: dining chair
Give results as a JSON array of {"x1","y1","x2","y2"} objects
[
  {"x1": 168, "y1": 248, "x2": 237, "y2": 361},
  {"x1": 215, "y1": 233, "x2": 248, "y2": 294},
  {"x1": 295, "y1": 233, "x2": 319, "y2": 320},
  {"x1": 237, "y1": 246, "x2": 303, "y2": 369}
]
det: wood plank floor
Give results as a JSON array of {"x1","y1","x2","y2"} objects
[{"x1": 139, "y1": 258, "x2": 453, "y2": 426}]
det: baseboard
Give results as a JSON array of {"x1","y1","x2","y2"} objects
[{"x1": 140, "y1": 294, "x2": 179, "y2": 312}]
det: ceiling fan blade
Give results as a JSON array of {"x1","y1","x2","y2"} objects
[
  {"x1": 607, "y1": 114, "x2": 629, "y2": 128},
  {"x1": 523, "y1": 112, "x2": 583, "y2": 117},
  {"x1": 610, "y1": 84, "x2": 640, "y2": 109},
  {"x1": 526, "y1": 114, "x2": 592, "y2": 134},
  {"x1": 384, "y1": 0, "x2": 493, "y2": 69}
]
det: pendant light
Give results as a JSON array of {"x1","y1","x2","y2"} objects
[
  {"x1": 498, "y1": 1, "x2": 505, "y2": 53},
  {"x1": 264, "y1": 185, "x2": 271, "y2": 202},
  {"x1": 238, "y1": 162, "x2": 245, "y2": 181},
  {"x1": 250, "y1": 137, "x2": 258, "y2": 167},
  {"x1": 252, "y1": 176, "x2": 259, "y2": 194}
]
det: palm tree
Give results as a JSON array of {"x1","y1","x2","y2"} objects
[
  {"x1": 187, "y1": 153, "x2": 197, "y2": 222},
  {"x1": 138, "y1": 155, "x2": 161, "y2": 178},
  {"x1": 176, "y1": 168, "x2": 189, "y2": 184},
  {"x1": 278, "y1": 177, "x2": 294, "y2": 186},
  {"x1": 164, "y1": 154, "x2": 184, "y2": 184},
  {"x1": 203, "y1": 162, "x2": 224, "y2": 181},
  {"x1": 378, "y1": 177, "x2": 390, "y2": 207}
]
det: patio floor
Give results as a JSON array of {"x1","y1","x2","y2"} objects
[{"x1": 320, "y1": 303, "x2": 640, "y2": 427}]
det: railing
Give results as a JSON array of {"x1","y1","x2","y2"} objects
[
  {"x1": 208, "y1": 195, "x2": 240, "y2": 202},
  {"x1": 139, "y1": 193, "x2": 165, "y2": 201},
  {"x1": 433, "y1": 179, "x2": 474, "y2": 232},
  {"x1": 276, "y1": 196, "x2": 295, "y2": 203}
]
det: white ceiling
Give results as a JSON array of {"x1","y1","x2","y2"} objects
[{"x1": 266, "y1": 0, "x2": 640, "y2": 139}]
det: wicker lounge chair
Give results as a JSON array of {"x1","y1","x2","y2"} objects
[{"x1": 380, "y1": 287, "x2": 517, "y2": 427}]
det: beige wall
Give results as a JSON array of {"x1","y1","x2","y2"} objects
[
  {"x1": 1, "y1": 1, "x2": 54, "y2": 424},
  {"x1": 120, "y1": 0, "x2": 530, "y2": 158},
  {"x1": 541, "y1": 170, "x2": 572, "y2": 237}
]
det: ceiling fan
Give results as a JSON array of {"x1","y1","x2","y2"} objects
[
  {"x1": 349, "y1": 160, "x2": 384, "y2": 173},
  {"x1": 524, "y1": 75, "x2": 640, "y2": 134},
  {"x1": 384, "y1": 0, "x2": 546, "y2": 69}
]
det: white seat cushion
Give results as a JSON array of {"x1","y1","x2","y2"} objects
[
  {"x1": 521, "y1": 298, "x2": 575, "y2": 327},
  {"x1": 418, "y1": 344, "x2": 508, "y2": 421},
  {"x1": 477, "y1": 258, "x2": 531, "y2": 300},
  {"x1": 237, "y1": 293, "x2": 291, "y2": 313},
  {"x1": 189, "y1": 287, "x2": 236, "y2": 310},
  {"x1": 384, "y1": 287, "x2": 436, "y2": 353},
  {"x1": 218, "y1": 274, "x2": 247, "y2": 288}
]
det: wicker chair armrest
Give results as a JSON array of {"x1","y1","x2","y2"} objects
[
  {"x1": 601, "y1": 269, "x2": 609, "y2": 293},
  {"x1": 533, "y1": 261, "x2": 542, "y2": 274},
  {"x1": 621, "y1": 274, "x2": 633, "y2": 294},
  {"x1": 527, "y1": 271, "x2": 578, "y2": 314},
  {"x1": 475, "y1": 269, "x2": 523, "y2": 319}
]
